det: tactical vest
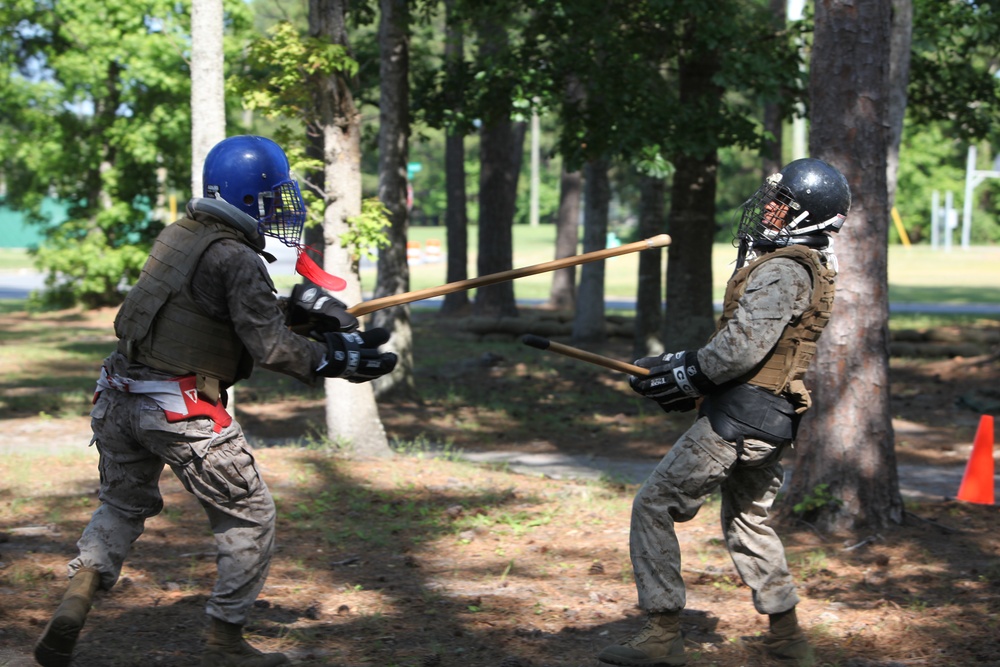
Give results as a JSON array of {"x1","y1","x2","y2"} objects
[
  {"x1": 114, "y1": 216, "x2": 254, "y2": 385},
  {"x1": 714, "y1": 245, "x2": 836, "y2": 411}
]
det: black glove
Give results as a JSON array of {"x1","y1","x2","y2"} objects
[
  {"x1": 629, "y1": 350, "x2": 715, "y2": 413},
  {"x1": 288, "y1": 283, "x2": 359, "y2": 334},
  {"x1": 316, "y1": 328, "x2": 398, "y2": 383}
]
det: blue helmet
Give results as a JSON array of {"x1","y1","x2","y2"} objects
[{"x1": 202, "y1": 135, "x2": 307, "y2": 247}]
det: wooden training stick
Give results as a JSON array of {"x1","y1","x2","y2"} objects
[
  {"x1": 346, "y1": 234, "x2": 671, "y2": 317},
  {"x1": 521, "y1": 334, "x2": 650, "y2": 376}
]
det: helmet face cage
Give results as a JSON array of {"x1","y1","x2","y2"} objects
[
  {"x1": 735, "y1": 174, "x2": 799, "y2": 250},
  {"x1": 203, "y1": 135, "x2": 307, "y2": 247},
  {"x1": 258, "y1": 179, "x2": 307, "y2": 247}
]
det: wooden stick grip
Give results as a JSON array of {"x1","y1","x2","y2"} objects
[
  {"x1": 346, "y1": 234, "x2": 671, "y2": 317},
  {"x1": 521, "y1": 334, "x2": 650, "y2": 376}
]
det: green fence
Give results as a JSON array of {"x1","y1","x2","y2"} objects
[{"x1": 0, "y1": 198, "x2": 69, "y2": 248}]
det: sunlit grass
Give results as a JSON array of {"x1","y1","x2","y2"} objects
[
  {"x1": 9, "y1": 231, "x2": 995, "y2": 306},
  {"x1": 378, "y1": 228, "x2": 1000, "y2": 305}
]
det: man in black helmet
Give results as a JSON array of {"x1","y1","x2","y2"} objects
[
  {"x1": 598, "y1": 158, "x2": 851, "y2": 667},
  {"x1": 34, "y1": 135, "x2": 397, "y2": 667}
]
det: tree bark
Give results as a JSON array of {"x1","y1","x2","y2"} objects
[
  {"x1": 471, "y1": 20, "x2": 525, "y2": 318},
  {"x1": 474, "y1": 115, "x2": 525, "y2": 318},
  {"x1": 572, "y1": 158, "x2": 610, "y2": 343},
  {"x1": 190, "y1": 0, "x2": 225, "y2": 198},
  {"x1": 633, "y1": 173, "x2": 666, "y2": 358},
  {"x1": 547, "y1": 168, "x2": 581, "y2": 310},
  {"x1": 761, "y1": 0, "x2": 787, "y2": 179},
  {"x1": 662, "y1": 28, "x2": 720, "y2": 351},
  {"x1": 440, "y1": 0, "x2": 470, "y2": 317},
  {"x1": 310, "y1": 0, "x2": 392, "y2": 458},
  {"x1": 886, "y1": 0, "x2": 913, "y2": 211},
  {"x1": 788, "y1": 0, "x2": 902, "y2": 532},
  {"x1": 371, "y1": 0, "x2": 415, "y2": 400},
  {"x1": 663, "y1": 150, "x2": 718, "y2": 350}
]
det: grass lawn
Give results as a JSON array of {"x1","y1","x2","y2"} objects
[{"x1": 397, "y1": 225, "x2": 1000, "y2": 305}]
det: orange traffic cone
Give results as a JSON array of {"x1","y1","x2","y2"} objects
[{"x1": 956, "y1": 415, "x2": 995, "y2": 505}]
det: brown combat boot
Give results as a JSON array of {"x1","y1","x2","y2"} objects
[
  {"x1": 201, "y1": 617, "x2": 289, "y2": 667},
  {"x1": 34, "y1": 567, "x2": 101, "y2": 667},
  {"x1": 598, "y1": 611, "x2": 686, "y2": 666},
  {"x1": 763, "y1": 607, "x2": 815, "y2": 666}
]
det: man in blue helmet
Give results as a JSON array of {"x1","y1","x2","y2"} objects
[
  {"x1": 598, "y1": 158, "x2": 851, "y2": 667},
  {"x1": 34, "y1": 136, "x2": 396, "y2": 667}
]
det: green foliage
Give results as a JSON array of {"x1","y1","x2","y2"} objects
[
  {"x1": 233, "y1": 21, "x2": 359, "y2": 120},
  {"x1": 895, "y1": 122, "x2": 968, "y2": 244},
  {"x1": 30, "y1": 225, "x2": 152, "y2": 308},
  {"x1": 342, "y1": 198, "x2": 392, "y2": 261},
  {"x1": 792, "y1": 483, "x2": 843, "y2": 520},
  {"x1": 0, "y1": 0, "x2": 254, "y2": 307},
  {"x1": 909, "y1": 0, "x2": 1000, "y2": 143},
  {"x1": 232, "y1": 21, "x2": 392, "y2": 258}
]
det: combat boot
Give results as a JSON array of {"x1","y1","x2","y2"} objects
[
  {"x1": 201, "y1": 617, "x2": 289, "y2": 667},
  {"x1": 598, "y1": 611, "x2": 686, "y2": 666},
  {"x1": 34, "y1": 567, "x2": 101, "y2": 667},
  {"x1": 763, "y1": 607, "x2": 815, "y2": 666}
]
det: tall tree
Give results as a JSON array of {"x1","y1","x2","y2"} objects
[
  {"x1": 663, "y1": 18, "x2": 723, "y2": 350},
  {"x1": 190, "y1": 0, "x2": 226, "y2": 198},
  {"x1": 761, "y1": 0, "x2": 788, "y2": 178},
  {"x1": 439, "y1": 0, "x2": 471, "y2": 317},
  {"x1": 887, "y1": 0, "x2": 913, "y2": 211},
  {"x1": 787, "y1": 0, "x2": 902, "y2": 532},
  {"x1": 572, "y1": 159, "x2": 610, "y2": 342},
  {"x1": 547, "y1": 168, "x2": 582, "y2": 310},
  {"x1": 518, "y1": 1, "x2": 803, "y2": 346},
  {"x1": 633, "y1": 173, "x2": 667, "y2": 358},
  {"x1": 371, "y1": 0, "x2": 415, "y2": 399},
  {"x1": 309, "y1": 0, "x2": 393, "y2": 457},
  {"x1": 472, "y1": 15, "x2": 526, "y2": 318}
]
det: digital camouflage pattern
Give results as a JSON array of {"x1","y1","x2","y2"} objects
[{"x1": 629, "y1": 254, "x2": 823, "y2": 616}]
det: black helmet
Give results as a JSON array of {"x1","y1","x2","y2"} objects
[{"x1": 735, "y1": 158, "x2": 851, "y2": 259}]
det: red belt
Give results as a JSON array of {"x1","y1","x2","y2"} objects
[{"x1": 161, "y1": 376, "x2": 233, "y2": 433}]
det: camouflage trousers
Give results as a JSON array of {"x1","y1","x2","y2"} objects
[
  {"x1": 630, "y1": 416, "x2": 800, "y2": 615},
  {"x1": 68, "y1": 387, "x2": 276, "y2": 625}
]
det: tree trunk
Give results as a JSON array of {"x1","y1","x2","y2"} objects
[
  {"x1": 190, "y1": 0, "x2": 225, "y2": 198},
  {"x1": 662, "y1": 31, "x2": 720, "y2": 351},
  {"x1": 788, "y1": 0, "x2": 902, "y2": 532},
  {"x1": 547, "y1": 168, "x2": 581, "y2": 310},
  {"x1": 440, "y1": 129, "x2": 470, "y2": 316},
  {"x1": 572, "y1": 158, "x2": 610, "y2": 343},
  {"x1": 886, "y1": 0, "x2": 912, "y2": 211},
  {"x1": 474, "y1": 116, "x2": 525, "y2": 317},
  {"x1": 633, "y1": 173, "x2": 666, "y2": 358},
  {"x1": 761, "y1": 0, "x2": 787, "y2": 179},
  {"x1": 310, "y1": 0, "x2": 392, "y2": 458},
  {"x1": 371, "y1": 0, "x2": 415, "y2": 400},
  {"x1": 472, "y1": 20, "x2": 525, "y2": 318},
  {"x1": 663, "y1": 151, "x2": 718, "y2": 350},
  {"x1": 440, "y1": 0, "x2": 470, "y2": 317}
]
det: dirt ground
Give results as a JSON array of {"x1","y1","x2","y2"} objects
[{"x1": 1, "y1": 307, "x2": 999, "y2": 667}]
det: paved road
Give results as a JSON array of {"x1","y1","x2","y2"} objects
[{"x1": 456, "y1": 449, "x2": 979, "y2": 503}]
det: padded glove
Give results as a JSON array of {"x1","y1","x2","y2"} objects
[
  {"x1": 316, "y1": 328, "x2": 398, "y2": 383},
  {"x1": 288, "y1": 283, "x2": 359, "y2": 334},
  {"x1": 629, "y1": 350, "x2": 715, "y2": 413}
]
